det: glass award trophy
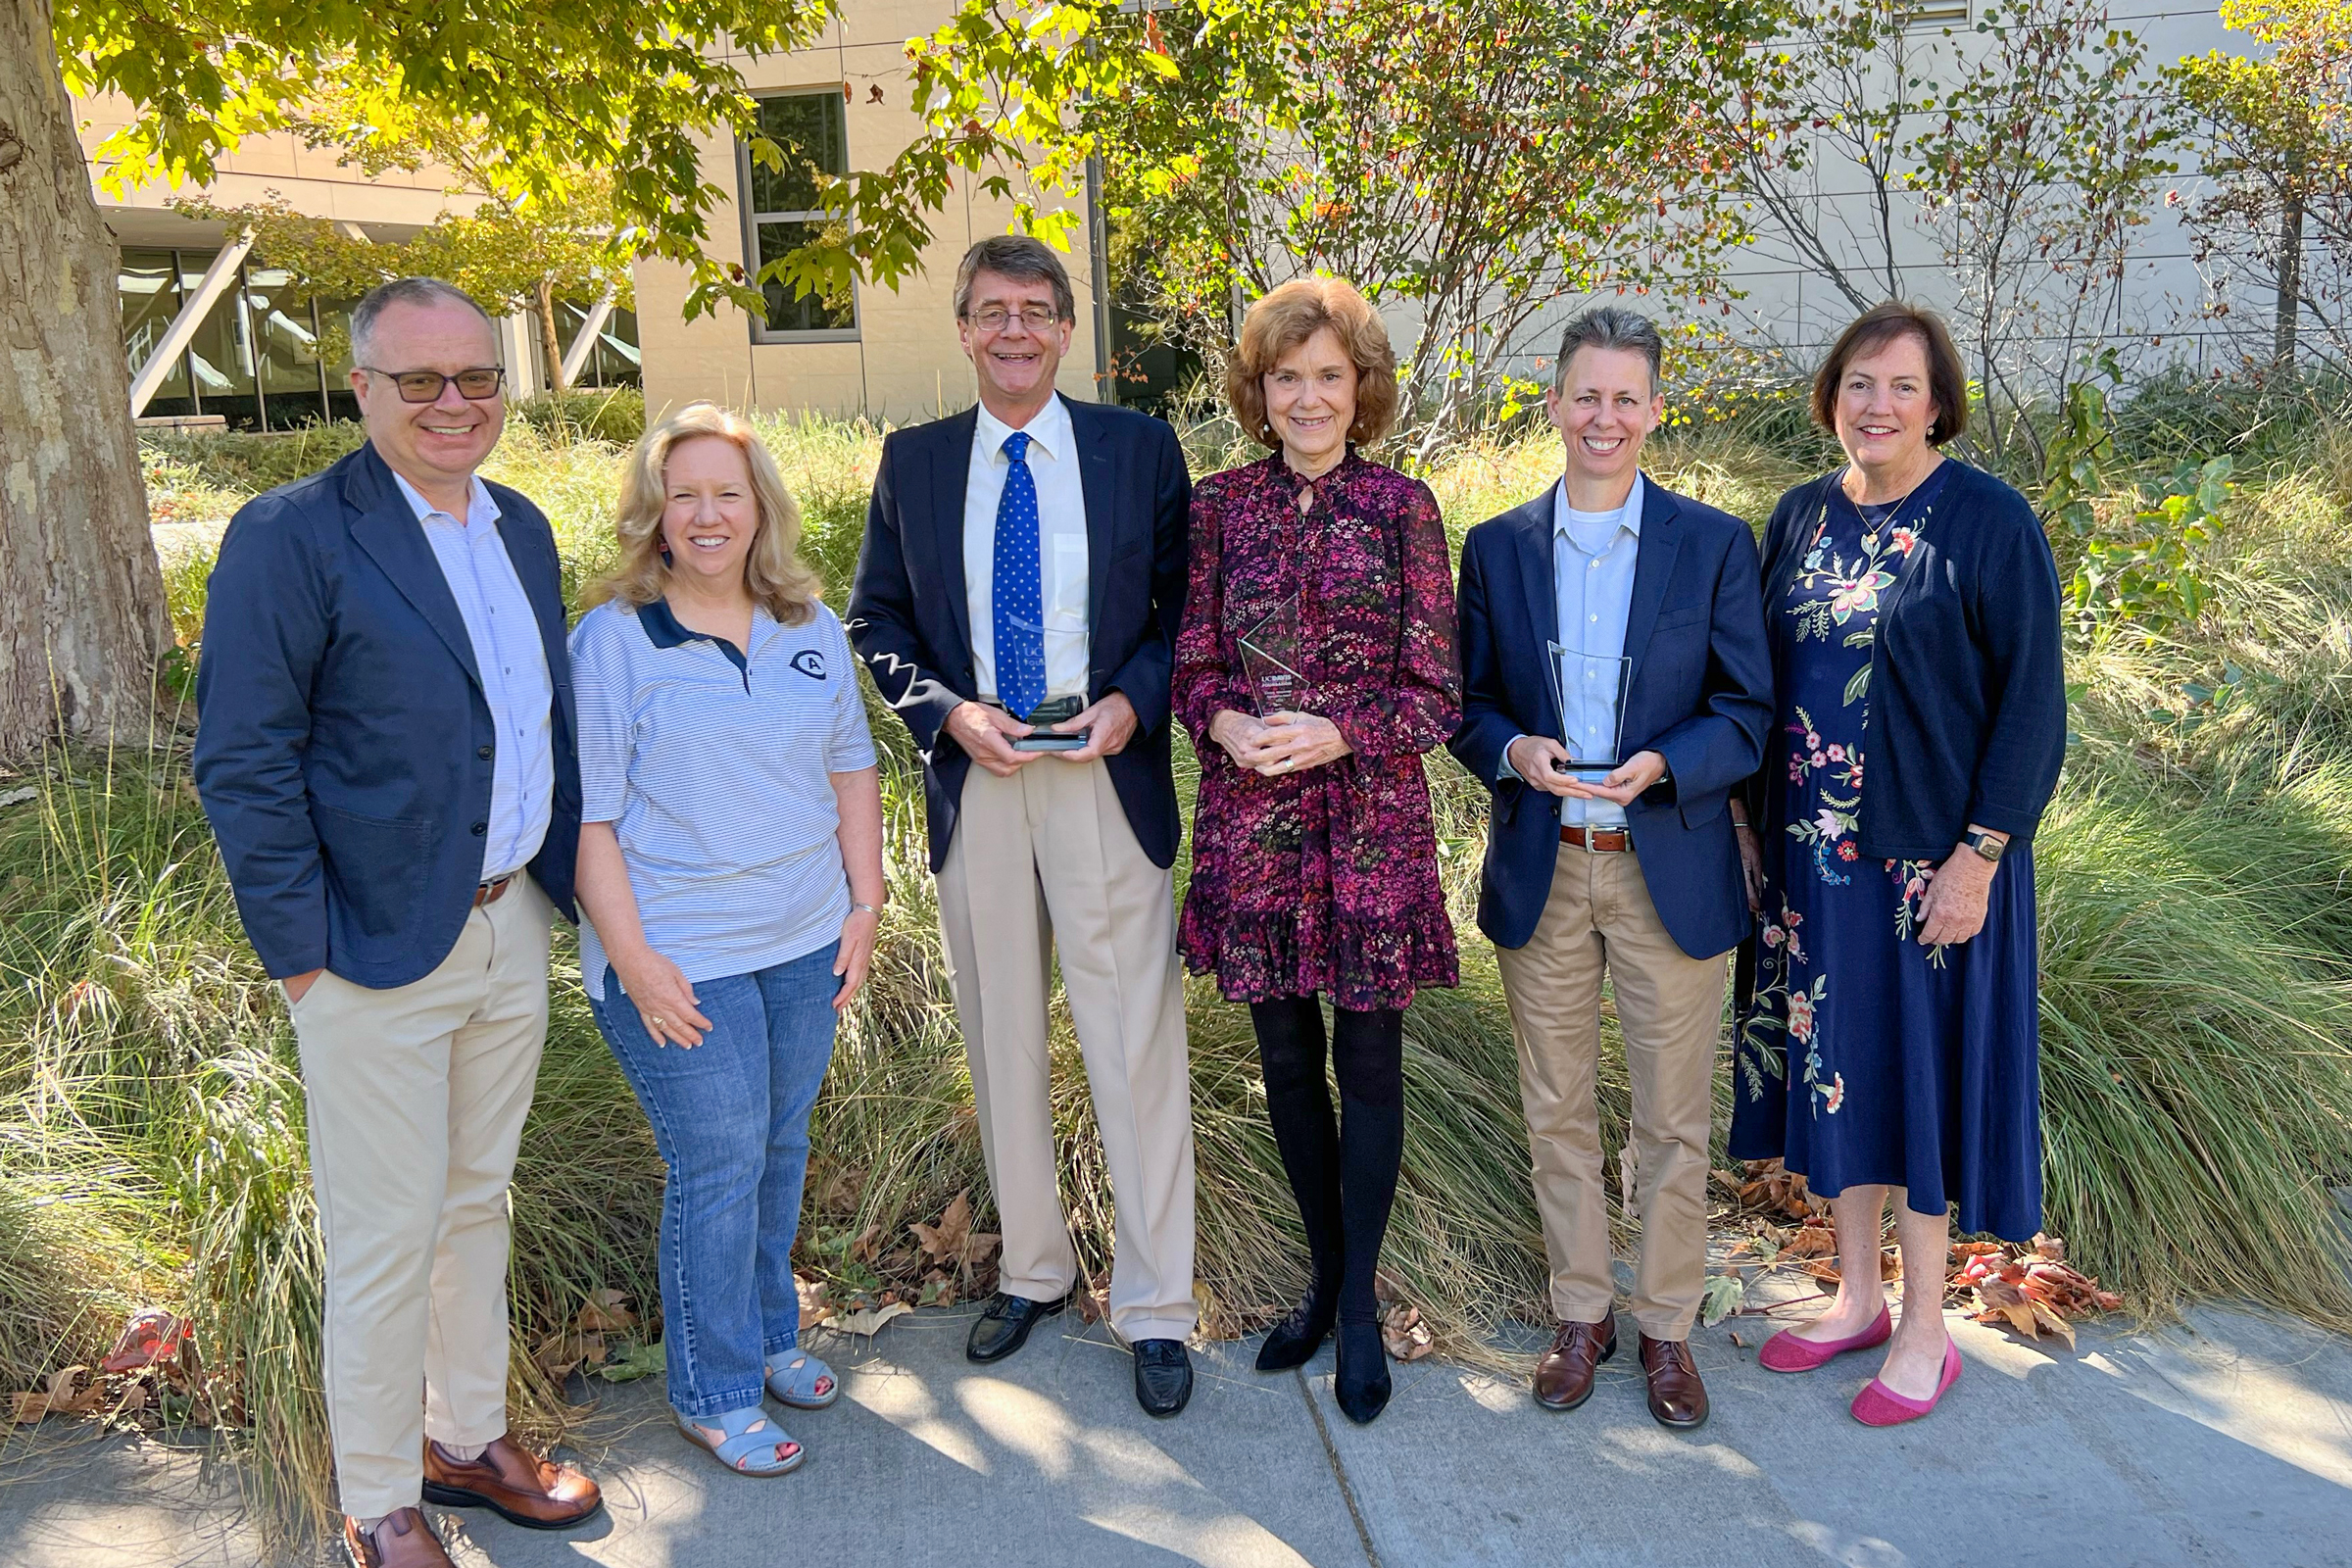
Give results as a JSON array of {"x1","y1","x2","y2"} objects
[
  {"x1": 1238, "y1": 598, "x2": 1306, "y2": 717},
  {"x1": 1546, "y1": 642, "x2": 1634, "y2": 775}
]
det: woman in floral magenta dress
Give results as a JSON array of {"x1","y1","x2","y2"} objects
[
  {"x1": 1174, "y1": 277, "x2": 1458, "y2": 1425},
  {"x1": 1729, "y1": 304, "x2": 2065, "y2": 1428}
]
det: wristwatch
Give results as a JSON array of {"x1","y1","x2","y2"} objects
[{"x1": 1961, "y1": 829, "x2": 2007, "y2": 863}]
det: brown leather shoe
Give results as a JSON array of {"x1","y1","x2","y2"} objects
[
  {"x1": 1639, "y1": 1333, "x2": 1709, "y2": 1429},
  {"x1": 343, "y1": 1508, "x2": 453, "y2": 1568},
  {"x1": 420, "y1": 1434, "x2": 603, "y2": 1530},
  {"x1": 1533, "y1": 1313, "x2": 1617, "y2": 1410}
]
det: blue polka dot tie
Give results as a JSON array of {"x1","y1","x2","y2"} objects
[{"x1": 992, "y1": 430, "x2": 1047, "y2": 721}]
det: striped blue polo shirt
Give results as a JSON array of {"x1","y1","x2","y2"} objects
[{"x1": 569, "y1": 596, "x2": 878, "y2": 1001}]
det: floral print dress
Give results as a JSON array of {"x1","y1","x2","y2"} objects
[
  {"x1": 1728, "y1": 463, "x2": 2044, "y2": 1239},
  {"x1": 1174, "y1": 451, "x2": 1460, "y2": 1012}
]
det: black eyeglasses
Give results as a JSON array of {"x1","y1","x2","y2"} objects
[{"x1": 361, "y1": 367, "x2": 508, "y2": 403}]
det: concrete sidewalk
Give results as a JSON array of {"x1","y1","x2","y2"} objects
[{"x1": 3, "y1": 1299, "x2": 2349, "y2": 1567}]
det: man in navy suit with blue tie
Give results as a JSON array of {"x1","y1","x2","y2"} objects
[
  {"x1": 1450, "y1": 308, "x2": 1772, "y2": 1432},
  {"x1": 848, "y1": 236, "x2": 1198, "y2": 1417}
]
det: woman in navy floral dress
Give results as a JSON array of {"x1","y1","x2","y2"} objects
[
  {"x1": 1729, "y1": 304, "x2": 2065, "y2": 1427},
  {"x1": 1175, "y1": 278, "x2": 1458, "y2": 1425}
]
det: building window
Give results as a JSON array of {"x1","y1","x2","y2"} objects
[{"x1": 741, "y1": 90, "x2": 858, "y2": 341}]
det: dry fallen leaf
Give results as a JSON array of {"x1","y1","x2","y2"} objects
[
  {"x1": 575, "y1": 1289, "x2": 635, "y2": 1334},
  {"x1": 829, "y1": 1301, "x2": 911, "y2": 1338},
  {"x1": 910, "y1": 1191, "x2": 1002, "y2": 1274},
  {"x1": 533, "y1": 1331, "x2": 606, "y2": 1380},
  {"x1": 1379, "y1": 1304, "x2": 1433, "y2": 1362},
  {"x1": 1782, "y1": 1224, "x2": 1838, "y2": 1260},
  {"x1": 10, "y1": 1367, "x2": 109, "y2": 1424}
]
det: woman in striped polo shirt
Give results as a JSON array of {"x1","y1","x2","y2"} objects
[{"x1": 570, "y1": 403, "x2": 884, "y2": 1476}]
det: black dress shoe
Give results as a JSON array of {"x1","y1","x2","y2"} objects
[
  {"x1": 1333, "y1": 1321, "x2": 1392, "y2": 1425},
  {"x1": 1255, "y1": 1289, "x2": 1337, "y2": 1373},
  {"x1": 1132, "y1": 1339, "x2": 1193, "y2": 1417},
  {"x1": 965, "y1": 1289, "x2": 1071, "y2": 1363}
]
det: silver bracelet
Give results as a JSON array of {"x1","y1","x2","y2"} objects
[{"x1": 851, "y1": 902, "x2": 884, "y2": 916}]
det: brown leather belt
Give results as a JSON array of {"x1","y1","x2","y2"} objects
[
  {"x1": 1560, "y1": 823, "x2": 1632, "y2": 853},
  {"x1": 472, "y1": 873, "x2": 517, "y2": 907}
]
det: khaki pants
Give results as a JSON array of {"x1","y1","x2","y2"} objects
[
  {"x1": 289, "y1": 880, "x2": 553, "y2": 1521},
  {"x1": 1494, "y1": 845, "x2": 1725, "y2": 1340},
  {"x1": 936, "y1": 757, "x2": 1198, "y2": 1344}
]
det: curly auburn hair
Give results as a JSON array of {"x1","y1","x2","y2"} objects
[
  {"x1": 583, "y1": 403, "x2": 823, "y2": 626},
  {"x1": 1224, "y1": 277, "x2": 1399, "y2": 450}
]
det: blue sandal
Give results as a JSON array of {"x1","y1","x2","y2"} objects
[
  {"x1": 764, "y1": 1348, "x2": 840, "y2": 1409},
  {"x1": 674, "y1": 1406, "x2": 804, "y2": 1476}
]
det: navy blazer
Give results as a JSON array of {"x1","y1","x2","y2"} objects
[
  {"x1": 1449, "y1": 476, "x2": 1773, "y2": 958},
  {"x1": 1749, "y1": 462, "x2": 2065, "y2": 858},
  {"x1": 846, "y1": 396, "x2": 1192, "y2": 872},
  {"x1": 192, "y1": 442, "x2": 582, "y2": 989}
]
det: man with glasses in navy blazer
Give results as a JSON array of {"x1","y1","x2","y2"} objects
[
  {"x1": 1449, "y1": 307, "x2": 1772, "y2": 1435},
  {"x1": 193, "y1": 278, "x2": 599, "y2": 1568},
  {"x1": 848, "y1": 235, "x2": 1199, "y2": 1418}
]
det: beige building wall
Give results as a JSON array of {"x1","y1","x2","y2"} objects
[
  {"x1": 75, "y1": 92, "x2": 482, "y2": 249},
  {"x1": 634, "y1": 3, "x2": 1103, "y2": 423}
]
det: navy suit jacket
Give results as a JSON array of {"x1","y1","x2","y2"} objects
[
  {"x1": 192, "y1": 442, "x2": 582, "y2": 989},
  {"x1": 1448, "y1": 476, "x2": 1773, "y2": 958},
  {"x1": 846, "y1": 396, "x2": 1192, "y2": 872}
]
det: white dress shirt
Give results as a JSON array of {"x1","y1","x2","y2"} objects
[
  {"x1": 394, "y1": 471, "x2": 555, "y2": 879},
  {"x1": 1500, "y1": 472, "x2": 1644, "y2": 829},
  {"x1": 963, "y1": 395, "x2": 1091, "y2": 704}
]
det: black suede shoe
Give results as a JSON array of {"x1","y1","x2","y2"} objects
[
  {"x1": 965, "y1": 1289, "x2": 1072, "y2": 1363},
  {"x1": 1333, "y1": 1321, "x2": 1392, "y2": 1425},
  {"x1": 1132, "y1": 1340, "x2": 1193, "y2": 1417},
  {"x1": 1254, "y1": 1289, "x2": 1337, "y2": 1373}
]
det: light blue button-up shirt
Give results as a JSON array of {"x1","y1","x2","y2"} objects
[
  {"x1": 395, "y1": 471, "x2": 555, "y2": 880},
  {"x1": 1500, "y1": 472, "x2": 1643, "y2": 828}
]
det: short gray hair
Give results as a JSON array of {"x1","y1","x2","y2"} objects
[
  {"x1": 350, "y1": 276, "x2": 495, "y2": 367},
  {"x1": 1553, "y1": 306, "x2": 1664, "y2": 395},
  {"x1": 954, "y1": 235, "x2": 1075, "y2": 323}
]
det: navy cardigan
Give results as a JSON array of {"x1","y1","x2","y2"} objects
[{"x1": 1746, "y1": 460, "x2": 2066, "y2": 858}]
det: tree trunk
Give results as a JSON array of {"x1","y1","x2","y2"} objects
[
  {"x1": 535, "y1": 277, "x2": 569, "y2": 395},
  {"x1": 0, "y1": 4, "x2": 173, "y2": 762},
  {"x1": 2276, "y1": 176, "x2": 2305, "y2": 370}
]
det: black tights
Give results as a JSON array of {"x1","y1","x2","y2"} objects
[{"x1": 1249, "y1": 997, "x2": 1404, "y2": 1326}]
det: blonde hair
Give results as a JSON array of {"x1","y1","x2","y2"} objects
[
  {"x1": 584, "y1": 403, "x2": 823, "y2": 625},
  {"x1": 1224, "y1": 277, "x2": 1399, "y2": 450}
]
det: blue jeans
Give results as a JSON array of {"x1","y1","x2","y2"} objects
[{"x1": 588, "y1": 944, "x2": 839, "y2": 1418}]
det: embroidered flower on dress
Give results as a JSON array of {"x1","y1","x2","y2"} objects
[{"x1": 1823, "y1": 1072, "x2": 1846, "y2": 1113}]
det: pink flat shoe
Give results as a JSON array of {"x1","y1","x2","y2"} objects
[
  {"x1": 1757, "y1": 1304, "x2": 1892, "y2": 1373},
  {"x1": 1850, "y1": 1340, "x2": 1962, "y2": 1426}
]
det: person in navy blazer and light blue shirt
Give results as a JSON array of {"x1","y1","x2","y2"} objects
[
  {"x1": 847, "y1": 235, "x2": 1199, "y2": 1420},
  {"x1": 192, "y1": 278, "x2": 599, "y2": 1568},
  {"x1": 1449, "y1": 307, "x2": 1772, "y2": 1432}
]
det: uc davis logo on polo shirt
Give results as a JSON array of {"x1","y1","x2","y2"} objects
[{"x1": 790, "y1": 649, "x2": 827, "y2": 680}]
